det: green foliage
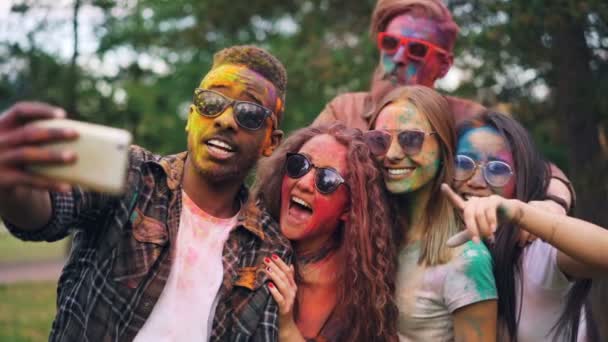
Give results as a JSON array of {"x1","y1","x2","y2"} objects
[
  {"x1": 1, "y1": 0, "x2": 606, "y2": 181},
  {"x1": 0, "y1": 282, "x2": 57, "y2": 342},
  {"x1": 0, "y1": 233, "x2": 67, "y2": 264}
]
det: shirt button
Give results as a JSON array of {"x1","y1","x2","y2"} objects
[{"x1": 143, "y1": 301, "x2": 152, "y2": 309}]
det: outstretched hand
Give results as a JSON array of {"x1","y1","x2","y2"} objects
[{"x1": 441, "y1": 183, "x2": 523, "y2": 247}]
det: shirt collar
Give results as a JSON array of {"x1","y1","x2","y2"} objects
[{"x1": 147, "y1": 151, "x2": 266, "y2": 240}]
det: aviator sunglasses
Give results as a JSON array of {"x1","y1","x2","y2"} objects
[
  {"x1": 363, "y1": 129, "x2": 436, "y2": 157},
  {"x1": 285, "y1": 153, "x2": 347, "y2": 194},
  {"x1": 454, "y1": 154, "x2": 514, "y2": 187},
  {"x1": 193, "y1": 89, "x2": 276, "y2": 130},
  {"x1": 377, "y1": 32, "x2": 450, "y2": 61}
]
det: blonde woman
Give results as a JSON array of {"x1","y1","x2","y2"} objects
[{"x1": 366, "y1": 86, "x2": 497, "y2": 341}]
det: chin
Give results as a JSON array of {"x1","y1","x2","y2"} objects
[
  {"x1": 386, "y1": 182, "x2": 411, "y2": 195},
  {"x1": 280, "y1": 225, "x2": 300, "y2": 241},
  {"x1": 385, "y1": 178, "x2": 426, "y2": 195},
  {"x1": 195, "y1": 163, "x2": 242, "y2": 183}
]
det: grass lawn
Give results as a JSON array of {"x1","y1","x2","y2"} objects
[
  {"x1": 0, "y1": 282, "x2": 56, "y2": 342},
  {"x1": 0, "y1": 226, "x2": 67, "y2": 264}
]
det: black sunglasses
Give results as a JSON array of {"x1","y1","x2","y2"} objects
[
  {"x1": 454, "y1": 154, "x2": 514, "y2": 187},
  {"x1": 193, "y1": 88, "x2": 276, "y2": 130},
  {"x1": 364, "y1": 129, "x2": 436, "y2": 157},
  {"x1": 285, "y1": 153, "x2": 347, "y2": 194}
]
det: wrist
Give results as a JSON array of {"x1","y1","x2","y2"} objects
[
  {"x1": 279, "y1": 315, "x2": 298, "y2": 336},
  {"x1": 508, "y1": 199, "x2": 525, "y2": 224}
]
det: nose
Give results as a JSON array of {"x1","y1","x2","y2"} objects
[
  {"x1": 392, "y1": 45, "x2": 408, "y2": 64},
  {"x1": 385, "y1": 138, "x2": 405, "y2": 164},
  {"x1": 467, "y1": 166, "x2": 488, "y2": 189},
  {"x1": 295, "y1": 168, "x2": 315, "y2": 194},
  {"x1": 213, "y1": 106, "x2": 238, "y2": 132}
]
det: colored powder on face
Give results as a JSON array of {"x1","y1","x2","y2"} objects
[
  {"x1": 200, "y1": 64, "x2": 279, "y2": 113},
  {"x1": 456, "y1": 126, "x2": 516, "y2": 197},
  {"x1": 375, "y1": 100, "x2": 442, "y2": 194},
  {"x1": 382, "y1": 54, "x2": 397, "y2": 75},
  {"x1": 380, "y1": 14, "x2": 451, "y2": 87},
  {"x1": 406, "y1": 63, "x2": 419, "y2": 81}
]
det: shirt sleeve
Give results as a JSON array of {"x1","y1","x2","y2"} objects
[
  {"x1": 4, "y1": 146, "x2": 148, "y2": 242},
  {"x1": 312, "y1": 97, "x2": 340, "y2": 127},
  {"x1": 443, "y1": 241, "x2": 498, "y2": 313},
  {"x1": 5, "y1": 186, "x2": 114, "y2": 242},
  {"x1": 521, "y1": 239, "x2": 571, "y2": 291},
  {"x1": 250, "y1": 288, "x2": 280, "y2": 342}
]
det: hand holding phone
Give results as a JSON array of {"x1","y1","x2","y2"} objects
[
  {"x1": 26, "y1": 119, "x2": 132, "y2": 194},
  {"x1": 0, "y1": 102, "x2": 79, "y2": 192}
]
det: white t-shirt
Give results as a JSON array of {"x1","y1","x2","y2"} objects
[
  {"x1": 513, "y1": 239, "x2": 587, "y2": 342},
  {"x1": 396, "y1": 241, "x2": 498, "y2": 341},
  {"x1": 134, "y1": 191, "x2": 238, "y2": 342}
]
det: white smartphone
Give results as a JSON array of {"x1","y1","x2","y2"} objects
[{"x1": 26, "y1": 119, "x2": 133, "y2": 195}]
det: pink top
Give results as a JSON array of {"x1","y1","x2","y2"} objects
[{"x1": 134, "y1": 190, "x2": 238, "y2": 341}]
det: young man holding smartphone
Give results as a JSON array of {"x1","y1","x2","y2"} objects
[{"x1": 0, "y1": 45, "x2": 292, "y2": 341}]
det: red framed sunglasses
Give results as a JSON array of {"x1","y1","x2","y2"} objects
[{"x1": 377, "y1": 32, "x2": 450, "y2": 61}]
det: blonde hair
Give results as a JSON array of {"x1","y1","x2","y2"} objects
[
  {"x1": 369, "y1": 86, "x2": 460, "y2": 266},
  {"x1": 370, "y1": 0, "x2": 459, "y2": 50}
]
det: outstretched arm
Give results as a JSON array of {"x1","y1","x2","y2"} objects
[
  {"x1": 0, "y1": 102, "x2": 78, "y2": 231},
  {"x1": 442, "y1": 183, "x2": 608, "y2": 276}
]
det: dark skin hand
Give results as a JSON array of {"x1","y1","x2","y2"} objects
[
  {"x1": 0, "y1": 102, "x2": 80, "y2": 230},
  {"x1": 0, "y1": 102, "x2": 78, "y2": 191}
]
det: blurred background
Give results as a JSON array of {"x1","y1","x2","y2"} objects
[{"x1": 0, "y1": 0, "x2": 606, "y2": 341}]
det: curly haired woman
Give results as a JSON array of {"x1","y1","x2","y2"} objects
[{"x1": 253, "y1": 123, "x2": 399, "y2": 341}]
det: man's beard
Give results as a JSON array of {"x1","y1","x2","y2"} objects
[{"x1": 195, "y1": 152, "x2": 259, "y2": 185}]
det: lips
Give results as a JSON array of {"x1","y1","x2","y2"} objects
[{"x1": 204, "y1": 137, "x2": 236, "y2": 160}]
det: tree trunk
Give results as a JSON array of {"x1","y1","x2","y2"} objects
[
  {"x1": 551, "y1": 12, "x2": 608, "y2": 341},
  {"x1": 67, "y1": 0, "x2": 81, "y2": 118}
]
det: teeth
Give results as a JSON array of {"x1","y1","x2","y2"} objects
[
  {"x1": 387, "y1": 168, "x2": 413, "y2": 176},
  {"x1": 291, "y1": 196, "x2": 312, "y2": 210},
  {"x1": 207, "y1": 139, "x2": 234, "y2": 152}
]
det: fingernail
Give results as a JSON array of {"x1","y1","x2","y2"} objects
[
  {"x1": 264, "y1": 257, "x2": 270, "y2": 264},
  {"x1": 53, "y1": 108, "x2": 66, "y2": 118},
  {"x1": 268, "y1": 282, "x2": 274, "y2": 289},
  {"x1": 272, "y1": 254, "x2": 278, "y2": 260},
  {"x1": 266, "y1": 267, "x2": 271, "y2": 272},
  {"x1": 62, "y1": 151, "x2": 75, "y2": 160},
  {"x1": 473, "y1": 236, "x2": 481, "y2": 244}
]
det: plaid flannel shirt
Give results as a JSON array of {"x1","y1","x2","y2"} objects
[{"x1": 6, "y1": 145, "x2": 293, "y2": 342}]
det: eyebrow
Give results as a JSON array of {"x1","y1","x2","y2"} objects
[
  {"x1": 458, "y1": 150, "x2": 479, "y2": 159},
  {"x1": 487, "y1": 155, "x2": 510, "y2": 164},
  {"x1": 300, "y1": 152, "x2": 313, "y2": 162},
  {"x1": 208, "y1": 84, "x2": 262, "y2": 105}
]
